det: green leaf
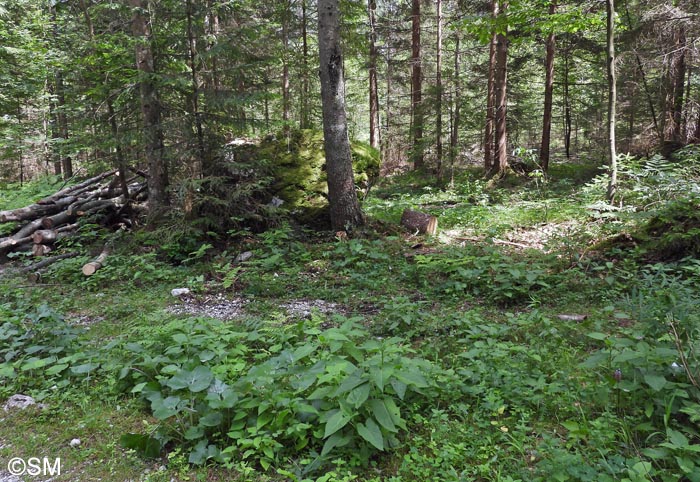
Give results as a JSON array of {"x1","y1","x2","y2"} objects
[
  {"x1": 368, "y1": 399, "x2": 397, "y2": 433},
  {"x1": 45, "y1": 363, "x2": 69, "y2": 376},
  {"x1": 334, "y1": 372, "x2": 366, "y2": 396},
  {"x1": 21, "y1": 356, "x2": 56, "y2": 371},
  {"x1": 346, "y1": 382, "x2": 370, "y2": 408},
  {"x1": 70, "y1": 362, "x2": 99, "y2": 375},
  {"x1": 292, "y1": 343, "x2": 317, "y2": 362},
  {"x1": 184, "y1": 426, "x2": 205, "y2": 440},
  {"x1": 586, "y1": 332, "x2": 608, "y2": 341},
  {"x1": 644, "y1": 373, "x2": 667, "y2": 392},
  {"x1": 200, "y1": 411, "x2": 224, "y2": 427},
  {"x1": 394, "y1": 369, "x2": 428, "y2": 388},
  {"x1": 119, "y1": 433, "x2": 161, "y2": 458},
  {"x1": 390, "y1": 379, "x2": 407, "y2": 400},
  {"x1": 166, "y1": 366, "x2": 213, "y2": 392},
  {"x1": 667, "y1": 428, "x2": 689, "y2": 448},
  {"x1": 324, "y1": 410, "x2": 352, "y2": 439},
  {"x1": 357, "y1": 418, "x2": 384, "y2": 451},
  {"x1": 152, "y1": 395, "x2": 182, "y2": 420}
]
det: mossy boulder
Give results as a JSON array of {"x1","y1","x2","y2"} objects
[{"x1": 256, "y1": 129, "x2": 380, "y2": 208}]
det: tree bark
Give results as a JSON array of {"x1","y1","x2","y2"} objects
[
  {"x1": 539, "y1": 0, "x2": 556, "y2": 172},
  {"x1": 492, "y1": 0, "x2": 509, "y2": 176},
  {"x1": 318, "y1": 0, "x2": 365, "y2": 230},
  {"x1": 410, "y1": 0, "x2": 424, "y2": 169},
  {"x1": 606, "y1": 0, "x2": 617, "y2": 200},
  {"x1": 130, "y1": 0, "x2": 169, "y2": 217},
  {"x1": 484, "y1": 0, "x2": 499, "y2": 171},
  {"x1": 281, "y1": 0, "x2": 291, "y2": 132},
  {"x1": 563, "y1": 45, "x2": 571, "y2": 159},
  {"x1": 368, "y1": 0, "x2": 380, "y2": 150}
]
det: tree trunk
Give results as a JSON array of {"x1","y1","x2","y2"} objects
[
  {"x1": 492, "y1": 0, "x2": 509, "y2": 176},
  {"x1": 282, "y1": 0, "x2": 291, "y2": 132},
  {"x1": 301, "y1": 0, "x2": 310, "y2": 129},
  {"x1": 484, "y1": 0, "x2": 498, "y2": 171},
  {"x1": 410, "y1": 0, "x2": 423, "y2": 169},
  {"x1": 670, "y1": 29, "x2": 686, "y2": 145},
  {"x1": 563, "y1": 46, "x2": 572, "y2": 159},
  {"x1": 130, "y1": 0, "x2": 169, "y2": 216},
  {"x1": 401, "y1": 209, "x2": 437, "y2": 236},
  {"x1": 539, "y1": 0, "x2": 556, "y2": 172},
  {"x1": 606, "y1": 0, "x2": 617, "y2": 201},
  {"x1": 436, "y1": 0, "x2": 444, "y2": 179},
  {"x1": 450, "y1": 34, "x2": 461, "y2": 187},
  {"x1": 318, "y1": 0, "x2": 365, "y2": 230},
  {"x1": 368, "y1": 0, "x2": 380, "y2": 150},
  {"x1": 186, "y1": 0, "x2": 205, "y2": 163}
]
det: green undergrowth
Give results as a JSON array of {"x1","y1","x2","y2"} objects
[{"x1": 2, "y1": 154, "x2": 700, "y2": 481}]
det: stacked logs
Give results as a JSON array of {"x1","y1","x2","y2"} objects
[{"x1": 0, "y1": 170, "x2": 147, "y2": 272}]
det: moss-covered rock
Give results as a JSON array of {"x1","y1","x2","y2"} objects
[{"x1": 255, "y1": 129, "x2": 380, "y2": 208}]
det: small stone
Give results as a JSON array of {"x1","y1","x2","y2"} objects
[
  {"x1": 235, "y1": 251, "x2": 253, "y2": 263},
  {"x1": 3, "y1": 394, "x2": 38, "y2": 412},
  {"x1": 170, "y1": 288, "x2": 191, "y2": 297},
  {"x1": 70, "y1": 438, "x2": 81, "y2": 447}
]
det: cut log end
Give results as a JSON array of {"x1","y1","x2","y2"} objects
[
  {"x1": 82, "y1": 262, "x2": 102, "y2": 276},
  {"x1": 401, "y1": 209, "x2": 438, "y2": 236}
]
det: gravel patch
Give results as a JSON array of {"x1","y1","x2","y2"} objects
[{"x1": 166, "y1": 293, "x2": 248, "y2": 320}]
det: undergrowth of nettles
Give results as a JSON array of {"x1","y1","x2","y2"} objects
[{"x1": 1, "y1": 148, "x2": 700, "y2": 481}]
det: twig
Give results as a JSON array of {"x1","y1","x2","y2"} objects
[{"x1": 669, "y1": 317, "x2": 699, "y2": 389}]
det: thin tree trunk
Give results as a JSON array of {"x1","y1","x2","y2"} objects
[
  {"x1": 484, "y1": 0, "x2": 498, "y2": 171},
  {"x1": 682, "y1": 65, "x2": 693, "y2": 142},
  {"x1": 539, "y1": 0, "x2": 556, "y2": 172},
  {"x1": 130, "y1": 0, "x2": 169, "y2": 216},
  {"x1": 492, "y1": 0, "x2": 509, "y2": 176},
  {"x1": 451, "y1": 34, "x2": 461, "y2": 187},
  {"x1": 671, "y1": 29, "x2": 686, "y2": 145},
  {"x1": 563, "y1": 47, "x2": 571, "y2": 159},
  {"x1": 186, "y1": 0, "x2": 205, "y2": 163},
  {"x1": 301, "y1": 0, "x2": 310, "y2": 129},
  {"x1": 436, "y1": 0, "x2": 444, "y2": 179},
  {"x1": 411, "y1": 0, "x2": 423, "y2": 169},
  {"x1": 282, "y1": 0, "x2": 291, "y2": 133},
  {"x1": 318, "y1": 0, "x2": 364, "y2": 230},
  {"x1": 368, "y1": 0, "x2": 380, "y2": 150},
  {"x1": 49, "y1": 3, "x2": 69, "y2": 178},
  {"x1": 606, "y1": 0, "x2": 617, "y2": 201}
]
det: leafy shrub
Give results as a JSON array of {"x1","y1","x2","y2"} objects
[
  {"x1": 117, "y1": 316, "x2": 437, "y2": 473},
  {"x1": 0, "y1": 304, "x2": 101, "y2": 398},
  {"x1": 415, "y1": 246, "x2": 552, "y2": 305}
]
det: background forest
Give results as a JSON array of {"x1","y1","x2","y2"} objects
[{"x1": 1, "y1": 0, "x2": 700, "y2": 481}]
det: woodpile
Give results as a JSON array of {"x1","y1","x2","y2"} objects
[{"x1": 0, "y1": 170, "x2": 147, "y2": 273}]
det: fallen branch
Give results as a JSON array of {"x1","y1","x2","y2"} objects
[
  {"x1": 492, "y1": 239, "x2": 531, "y2": 249},
  {"x1": 20, "y1": 251, "x2": 80, "y2": 274}
]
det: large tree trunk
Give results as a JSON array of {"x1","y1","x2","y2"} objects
[
  {"x1": 492, "y1": 0, "x2": 509, "y2": 176},
  {"x1": 368, "y1": 0, "x2": 380, "y2": 150},
  {"x1": 130, "y1": 0, "x2": 169, "y2": 216},
  {"x1": 410, "y1": 0, "x2": 423, "y2": 169},
  {"x1": 281, "y1": 0, "x2": 291, "y2": 132},
  {"x1": 484, "y1": 0, "x2": 498, "y2": 171},
  {"x1": 318, "y1": 0, "x2": 365, "y2": 230},
  {"x1": 539, "y1": 0, "x2": 556, "y2": 172},
  {"x1": 606, "y1": 0, "x2": 617, "y2": 200},
  {"x1": 436, "y1": 0, "x2": 444, "y2": 179}
]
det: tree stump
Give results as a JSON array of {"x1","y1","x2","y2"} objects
[{"x1": 401, "y1": 209, "x2": 438, "y2": 235}]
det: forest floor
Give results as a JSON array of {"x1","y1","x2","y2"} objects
[{"x1": 1, "y1": 153, "x2": 700, "y2": 481}]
